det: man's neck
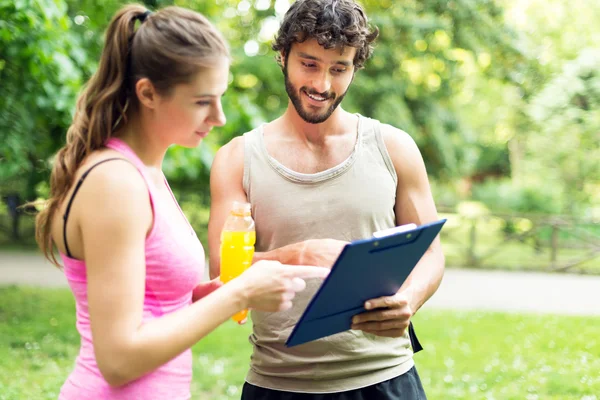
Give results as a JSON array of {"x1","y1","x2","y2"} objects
[{"x1": 281, "y1": 104, "x2": 355, "y2": 145}]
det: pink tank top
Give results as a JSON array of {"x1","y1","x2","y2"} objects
[{"x1": 58, "y1": 138, "x2": 204, "y2": 400}]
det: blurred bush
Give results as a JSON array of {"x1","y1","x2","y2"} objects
[{"x1": 471, "y1": 179, "x2": 564, "y2": 215}]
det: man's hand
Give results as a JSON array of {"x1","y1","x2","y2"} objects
[
  {"x1": 350, "y1": 291, "x2": 413, "y2": 338},
  {"x1": 192, "y1": 277, "x2": 223, "y2": 302},
  {"x1": 297, "y1": 239, "x2": 348, "y2": 269}
]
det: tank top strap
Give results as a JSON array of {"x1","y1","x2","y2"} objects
[
  {"x1": 242, "y1": 127, "x2": 264, "y2": 199},
  {"x1": 363, "y1": 116, "x2": 398, "y2": 185},
  {"x1": 62, "y1": 157, "x2": 131, "y2": 259}
]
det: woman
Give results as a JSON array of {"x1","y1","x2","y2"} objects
[{"x1": 34, "y1": 4, "x2": 328, "y2": 399}]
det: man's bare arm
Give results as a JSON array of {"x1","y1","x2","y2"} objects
[{"x1": 384, "y1": 124, "x2": 445, "y2": 313}]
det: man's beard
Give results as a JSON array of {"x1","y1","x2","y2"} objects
[{"x1": 283, "y1": 65, "x2": 349, "y2": 124}]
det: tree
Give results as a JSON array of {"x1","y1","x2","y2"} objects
[
  {"x1": 525, "y1": 48, "x2": 600, "y2": 215},
  {"x1": 488, "y1": 0, "x2": 600, "y2": 190},
  {"x1": 0, "y1": 0, "x2": 89, "y2": 240}
]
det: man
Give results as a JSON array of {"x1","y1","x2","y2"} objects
[{"x1": 208, "y1": 0, "x2": 444, "y2": 398}]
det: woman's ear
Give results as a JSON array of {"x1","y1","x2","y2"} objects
[{"x1": 135, "y1": 78, "x2": 158, "y2": 109}]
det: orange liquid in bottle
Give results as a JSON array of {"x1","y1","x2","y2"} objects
[{"x1": 220, "y1": 203, "x2": 255, "y2": 324}]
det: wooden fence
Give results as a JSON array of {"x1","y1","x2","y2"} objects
[{"x1": 438, "y1": 208, "x2": 600, "y2": 273}]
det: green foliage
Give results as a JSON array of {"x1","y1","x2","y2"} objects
[
  {"x1": 525, "y1": 48, "x2": 600, "y2": 215},
  {"x1": 471, "y1": 179, "x2": 563, "y2": 215},
  {"x1": 493, "y1": 0, "x2": 600, "y2": 217},
  {"x1": 0, "y1": 0, "x2": 86, "y2": 199}
]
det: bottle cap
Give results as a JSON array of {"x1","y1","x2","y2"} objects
[{"x1": 231, "y1": 201, "x2": 251, "y2": 216}]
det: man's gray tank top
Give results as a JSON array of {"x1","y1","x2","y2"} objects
[{"x1": 242, "y1": 115, "x2": 414, "y2": 393}]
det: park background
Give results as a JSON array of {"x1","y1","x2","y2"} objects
[{"x1": 0, "y1": 0, "x2": 599, "y2": 399}]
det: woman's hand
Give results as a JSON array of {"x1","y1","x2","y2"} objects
[{"x1": 236, "y1": 260, "x2": 329, "y2": 312}]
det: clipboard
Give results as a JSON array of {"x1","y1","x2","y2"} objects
[{"x1": 285, "y1": 219, "x2": 447, "y2": 347}]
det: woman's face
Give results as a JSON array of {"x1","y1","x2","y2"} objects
[{"x1": 151, "y1": 56, "x2": 230, "y2": 148}]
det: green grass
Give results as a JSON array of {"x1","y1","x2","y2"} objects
[{"x1": 1, "y1": 286, "x2": 599, "y2": 400}]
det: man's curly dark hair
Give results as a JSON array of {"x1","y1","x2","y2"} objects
[{"x1": 272, "y1": 0, "x2": 379, "y2": 69}]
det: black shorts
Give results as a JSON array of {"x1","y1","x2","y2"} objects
[{"x1": 241, "y1": 366, "x2": 427, "y2": 400}]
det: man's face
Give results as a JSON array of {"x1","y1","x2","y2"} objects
[{"x1": 283, "y1": 38, "x2": 356, "y2": 124}]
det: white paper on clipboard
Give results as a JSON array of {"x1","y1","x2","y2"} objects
[{"x1": 373, "y1": 223, "x2": 417, "y2": 238}]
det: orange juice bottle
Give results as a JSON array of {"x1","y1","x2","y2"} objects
[{"x1": 220, "y1": 201, "x2": 256, "y2": 324}]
